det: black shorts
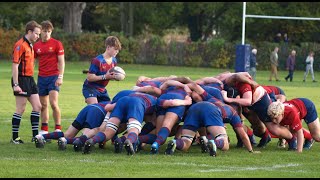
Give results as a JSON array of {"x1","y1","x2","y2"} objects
[{"x1": 11, "y1": 76, "x2": 38, "y2": 97}]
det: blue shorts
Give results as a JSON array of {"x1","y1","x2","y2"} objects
[
  {"x1": 299, "y1": 98, "x2": 318, "y2": 124},
  {"x1": 248, "y1": 93, "x2": 272, "y2": 122},
  {"x1": 183, "y1": 102, "x2": 224, "y2": 132},
  {"x1": 156, "y1": 93, "x2": 186, "y2": 122},
  {"x1": 82, "y1": 85, "x2": 110, "y2": 102},
  {"x1": 72, "y1": 104, "x2": 107, "y2": 130},
  {"x1": 277, "y1": 87, "x2": 286, "y2": 95},
  {"x1": 110, "y1": 96, "x2": 146, "y2": 124},
  {"x1": 268, "y1": 92, "x2": 277, "y2": 102},
  {"x1": 38, "y1": 75, "x2": 60, "y2": 96}
]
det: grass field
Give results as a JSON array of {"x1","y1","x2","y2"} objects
[{"x1": 0, "y1": 60, "x2": 319, "y2": 178}]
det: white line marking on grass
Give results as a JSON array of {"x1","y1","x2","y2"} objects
[
  {"x1": 2, "y1": 157, "x2": 114, "y2": 164},
  {"x1": 174, "y1": 162, "x2": 210, "y2": 167},
  {"x1": 197, "y1": 163, "x2": 301, "y2": 172},
  {"x1": 140, "y1": 161, "x2": 210, "y2": 167},
  {"x1": 140, "y1": 161, "x2": 303, "y2": 173}
]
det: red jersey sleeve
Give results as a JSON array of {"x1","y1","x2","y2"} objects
[
  {"x1": 235, "y1": 82, "x2": 252, "y2": 96},
  {"x1": 56, "y1": 40, "x2": 64, "y2": 56},
  {"x1": 262, "y1": 86, "x2": 272, "y2": 94},
  {"x1": 281, "y1": 104, "x2": 302, "y2": 132}
]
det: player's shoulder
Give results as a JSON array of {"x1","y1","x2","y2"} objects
[
  {"x1": 50, "y1": 37, "x2": 61, "y2": 42},
  {"x1": 49, "y1": 38, "x2": 64, "y2": 45},
  {"x1": 112, "y1": 56, "x2": 118, "y2": 63},
  {"x1": 91, "y1": 54, "x2": 104, "y2": 63},
  {"x1": 14, "y1": 38, "x2": 25, "y2": 46},
  {"x1": 14, "y1": 38, "x2": 27, "y2": 50}
]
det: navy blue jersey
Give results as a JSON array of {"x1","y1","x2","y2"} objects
[
  {"x1": 112, "y1": 90, "x2": 136, "y2": 103},
  {"x1": 137, "y1": 80, "x2": 162, "y2": 88},
  {"x1": 83, "y1": 54, "x2": 117, "y2": 92}
]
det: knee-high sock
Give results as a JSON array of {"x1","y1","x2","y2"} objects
[
  {"x1": 43, "y1": 132, "x2": 64, "y2": 140},
  {"x1": 139, "y1": 134, "x2": 157, "y2": 144},
  {"x1": 175, "y1": 139, "x2": 185, "y2": 150},
  {"x1": 79, "y1": 134, "x2": 88, "y2": 144},
  {"x1": 111, "y1": 134, "x2": 118, "y2": 143},
  {"x1": 92, "y1": 132, "x2": 106, "y2": 144},
  {"x1": 303, "y1": 129, "x2": 312, "y2": 141},
  {"x1": 214, "y1": 139, "x2": 225, "y2": 149},
  {"x1": 120, "y1": 135, "x2": 127, "y2": 143},
  {"x1": 286, "y1": 134, "x2": 297, "y2": 143},
  {"x1": 155, "y1": 127, "x2": 170, "y2": 145},
  {"x1": 55, "y1": 124, "x2": 62, "y2": 131},
  {"x1": 127, "y1": 132, "x2": 138, "y2": 144},
  {"x1": 245, "y1": 125, "x2": 253, "y2": 136},
  {"x1": 65, "y1": 137, "x2": 75, "y2": 144},
  {"x1": 41, "y1": 123, "x2": 48, "y2": 131},
  {"x1": 12, "y1": 113, "x2": 22, "y2": 140},
  {"x1": 30, "y1": 111, "x2": 40, "y2": 137}
]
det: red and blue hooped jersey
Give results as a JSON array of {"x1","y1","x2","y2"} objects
[{"x1": 83, "y1": 54, "x2": 117, "y2": 92}]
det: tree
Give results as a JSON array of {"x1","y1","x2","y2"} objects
[
  {"x1": 180, "y1": 2, "x2": 237, "y2": 42},
  {"x1": 120, "y1": 2, "x2": 134, "y2": 37},
  {"x1": 63, "y1": 2, "x2": 86, "y2": 33}
]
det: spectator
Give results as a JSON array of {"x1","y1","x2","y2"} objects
[
  {"x1": 282, "y1": 33, "x2": 289, "y2": 54},
  {"x1": 249, "y1": 48, "x2": 258, "y2": 81},
  {"x1": 274, "y1": 33, "x2": 282, "y2": 43},
  {"x1": 283, "y1": 33, "x2": 289, "y2": 43},
  {"x1": 285, "y1": 50, "x2": 297, "y2": 82},
  {"x1": 269, "y1": 47, "x2": 280, "y2": 81},
  {"x1": 303, "y1": 51, "x2": 317, "y2": 82}
]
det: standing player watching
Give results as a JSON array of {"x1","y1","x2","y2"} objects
[
  {"x1": 34, "y1": 20, "x2": 65, "y2": 133},
  {"x1": 82, "y1": 36, "x2": 122, "y2": 104},
  {"x1": 10, "y1": 20, "x2": 42, "y2": 144}
]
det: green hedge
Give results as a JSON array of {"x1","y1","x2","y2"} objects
[{"x1": 0, "y1": 28, "x2": 319, "y2": 71}]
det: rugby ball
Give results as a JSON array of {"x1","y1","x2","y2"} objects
[{"x1": 109, "y1": 66, "x2": 126, "y2": 81}]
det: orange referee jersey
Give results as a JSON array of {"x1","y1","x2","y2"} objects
[{"x1": 12, "y1": 36, "x2": 35, "y2": 76}]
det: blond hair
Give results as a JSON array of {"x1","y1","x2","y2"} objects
[{"x1": 267, "y1": 101, "x2": 284, "y2": 118}]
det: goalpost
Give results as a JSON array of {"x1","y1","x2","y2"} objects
[{"x1": 236, "y1": 2, "x2": 320, "y2": 72}]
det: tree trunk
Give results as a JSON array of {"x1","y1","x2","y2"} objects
[
  {"x1": 120, "y1": 2, "x2": 126, "y2": 34},
  {"x1": 63, "y1": 2, "x2": 86, "y2": 33},
  {"x1": 120, "y1": 2, "x2": 134, "y2": 37},
  {"x1": 128, "y1": 2, "x2": 134, "y2": 37}
]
